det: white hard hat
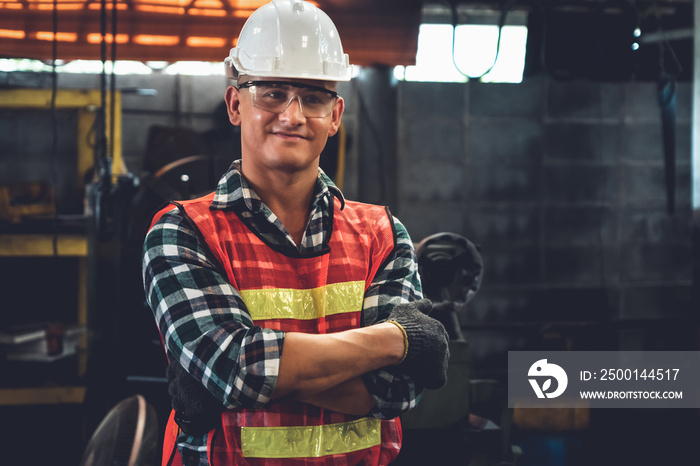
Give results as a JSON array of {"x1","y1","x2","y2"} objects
[{"x1": 225, "y1": 0, "x2": 352, "y2": 82}]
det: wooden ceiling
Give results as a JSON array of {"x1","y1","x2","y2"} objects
[{"x1": 0, "y1": 0, "x2": 423, "y2": 65}]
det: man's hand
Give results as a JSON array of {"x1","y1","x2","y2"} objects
[
  {"x1": 167, "y1": 362, "x2": 222, "y2": 436},
  {"x1": 386, "y1": 299, "x2": 450, "y2": 389}
]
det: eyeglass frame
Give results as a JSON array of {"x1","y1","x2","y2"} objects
[{"x1": 237, "y1": 80, "x2": 339, "y2": 118}]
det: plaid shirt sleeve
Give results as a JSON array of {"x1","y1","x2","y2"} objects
[
  {"x1": 362, "y1": 216, "x2": 425, "y2": 419},
  {"x1": 142, "y1": 208, "x2": 284, "y2": 411}
]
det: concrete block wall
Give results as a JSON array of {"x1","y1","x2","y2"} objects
[{"x1": 396, "y1": 76, "x2": 694, "y2": 371}]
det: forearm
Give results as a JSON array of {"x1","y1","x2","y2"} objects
[
  {"x1": 359, "y1": 216, "x2": 425, "y2": 418},
  {"x1": 298, "y1": 377, "x2": 375, "y2": 415},
  {"x1": 144, "y1": 212, "x2": 282, "y2": 409},
  {"x1": 271, "y1": 322, "x2": 404, "y2": 401}
]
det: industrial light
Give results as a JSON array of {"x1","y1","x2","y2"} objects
[
  {"x1": 86, "y1": 33, "x2": 129, "y2": 44},
  {"x1": 35, "y1": 31, "x2": 77, "y2": 42},
  {"x1": 0, "y1": 28, "x2": 25, "y2": 39},
  {"x1": 395, "y1": 23, "x2": 527, "y2": 83},
  {"x1": 394, "y1": 4, "x2": 528, "y2": 84}
]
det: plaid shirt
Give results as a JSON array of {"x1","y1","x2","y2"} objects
[{"x1": 143, "y1": 160, "x2": 423, "y2": 464}]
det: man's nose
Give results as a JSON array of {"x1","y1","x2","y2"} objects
[{"x1": 280, "y1": 95, "x2": 306, "y2": 121}]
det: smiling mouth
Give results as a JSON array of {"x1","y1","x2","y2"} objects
[{"x1": 274, "y1": 131, "x2": 306, "y2": 140}]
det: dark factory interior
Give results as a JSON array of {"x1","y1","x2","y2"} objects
[{"x1": 0, "y1": 0, "x2": 698, "y2": 464}]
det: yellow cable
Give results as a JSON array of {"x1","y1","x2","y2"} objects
[{"x1": 335, "y1": 121, "x2": 346, "y2": 190}]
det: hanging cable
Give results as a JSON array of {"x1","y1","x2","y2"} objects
[
  {"x1": 648, "y1": 3, "x2": 683, "y2": 216},
  {"x1": 109, "y1": 0, "x2": 117, "y2": 164},
  {"x1": 93, "y1": 0, "x2": 114, "y2": 241},
  {"x1": 98, "y1": 0, "x2": 107, "y2": 173},
  {"x1": 444, "y1": 0, "x2": 517, "y2": 80},
  {"x1": 351, "y1": 78, "x2": 387, "y2": 204},
  {"x1": 51, "y1": 0, "x2": 59, "y2": 256}
]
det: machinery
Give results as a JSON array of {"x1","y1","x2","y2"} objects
[
  {"x1": 80, "y1": 394, "x2": 159, "y2": 466},
  {"x1": 394, "y1": 232, "x2": 517, "y2": 466}
]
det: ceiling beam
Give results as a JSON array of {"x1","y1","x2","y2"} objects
[{"x1": 0, "y1": 2, "x2": 421, "y2": 66}]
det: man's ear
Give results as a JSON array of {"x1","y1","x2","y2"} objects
[
  {"x1": 327, "y1": 96, "x2": 345, "y2": 137},
  {"x1": 224, "y1": 86, "x2": 242, "y2": 126}
]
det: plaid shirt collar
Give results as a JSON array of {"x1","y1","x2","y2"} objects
[
  {"x1": 209, "y1": 160, "x2": 345, "y2": 252},
  {"x1": 211, "y1": 160, "x2": 345, "y2": 211}
]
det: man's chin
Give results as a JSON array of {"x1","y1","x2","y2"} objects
[{"x1": 265, "y1": 152, "x2": 319, "y2": 173}]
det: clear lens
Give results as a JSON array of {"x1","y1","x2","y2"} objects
[{"x1": 245, "y1": 82, "x2": 337, "y2": 118}]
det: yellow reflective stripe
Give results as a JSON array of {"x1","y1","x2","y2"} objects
[
  {"x1": 240, "y1": 281, "x2": 365, "y2": 321},
  {"x1": 241, "y1": 417, "x2": 381, "y2": 458}
]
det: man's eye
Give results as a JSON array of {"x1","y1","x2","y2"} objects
[
  {"x1": 263, "y1": 90, "x2": 288, "y2": 101},
  {"x1": 303, "y1": 94, "x2": 324, "y2": 105}
]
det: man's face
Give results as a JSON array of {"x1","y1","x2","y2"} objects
[{"x1": 224, "y1": 76, "x2": 344, "y2": 175}]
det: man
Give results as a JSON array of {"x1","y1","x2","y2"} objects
[{"x1": 142, "y1": 1, "x2": 449, "y2": 464}]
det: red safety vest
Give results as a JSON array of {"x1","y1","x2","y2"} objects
[{"x1": 153, "y1": 192, "x2": 402, "y2": 465}]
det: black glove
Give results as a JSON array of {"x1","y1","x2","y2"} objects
[
  {"x1": 386, "y1": 299, "x2": 450, "y2": 390},
  {"x1": 167, "y1": 361, "x2": 221, "y2": 436}
]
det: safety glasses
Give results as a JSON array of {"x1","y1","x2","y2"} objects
[{"x1": 238, "y1": 81, "x2": 339, "y2": 118}]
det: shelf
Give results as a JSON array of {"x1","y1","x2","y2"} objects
[
  {"x1": 0, "y1": 234, "x2": 87, "y2": 257},
  {"x1": 0, "y1": 89, "x2": 125, "y2": 179},
  {"x1": 0, "y1": 89, "x2": 124, "y2": 409},
  {"x1": 0, "y1": 386, "x2": 86, "y2": 405}
]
